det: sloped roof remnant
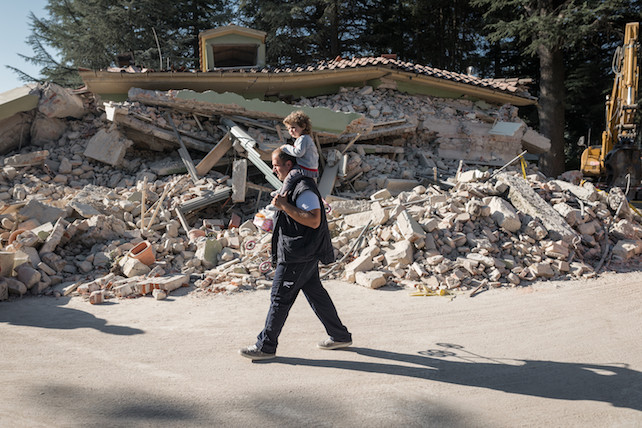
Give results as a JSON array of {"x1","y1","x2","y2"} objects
[
  {"x1": 253, "y1": 56, "x2": 535, "y2": 99},
  {"x1": 79, "y1": 56, "x2": 537, "y2": 106}
]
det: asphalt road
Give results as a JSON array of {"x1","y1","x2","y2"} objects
[{"x1": 2, "y1": 271, "x2": 641, "y2": 427}]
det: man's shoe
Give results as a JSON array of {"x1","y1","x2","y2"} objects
[
  {"x1": 318, "y1": 338, "x2": 352, "y2": 350},
  {"x1": 239, "y1": 345, "x2": 276, "y2": 361}
]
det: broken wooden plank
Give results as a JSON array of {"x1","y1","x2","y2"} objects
[
  {"x1": 112, "y1": 111, "x2": 214, "y2": 153},
  {"x1": 195, "y1": 132, "x2": 232, "y2": 176},
  {"x1": 166, "y1": 113, "x2": 199, "y2": 183},
  {"x1": 174, "y1": 207, "x2": 190, "y2": 233}
]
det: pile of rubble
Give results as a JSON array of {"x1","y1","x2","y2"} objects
[{"x1": 0, "y1": 83, "x2": 640, "y2": 303}]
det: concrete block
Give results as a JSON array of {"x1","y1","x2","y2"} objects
[
  {"x1": 458, "y1": 169, "x2": 488, "y2": 183},
  {"x1": 611, "y1": 240, "x2": 642, "y2": 260},
  {"x1": 231, "y1": 159, "x2": 247, "y2": 203},
  {"x1": 611, "y1": 219, "x2": 642, "y2": 240},
  {"x1": 544, "y1": 241, "x2": 570, "y2": 259},
  {"x1": 15, "y1": 264, "x2": 41, "y2": 289},
  {"x1": 370, "y1": 189, "x2": 392, "y2": 201},
  {"x1": 498, "y1": 172, "x2": 577, "y2": 241},
  {"x1": 151, "y1": 273, "x2": 189, "y2": 292},
  {"x1": 397, "y1": 210, "x2": 426, "y2": 243},
  {"x1": 6, "y1": 277, "x2": 27, "y2": 296},
  {"x1": 195, "y1": 238, "x2": 222, "y2": 269},
  {"x1": 529, "y1": 262, "x2": 555, "y2": 278},
  {"x1": 39, "y1": 217, "x2": 70, "y2": 255},
  {"x1": 153, "y1": 289, "x2": 167, "y2": 300},
  {"x1": 16, "y1": 247, "x2": 41, "y2": 267},
  {"x1": 344, "y1": 201, "x2": 389, "y2": 227},
  {"x1": 420, "y1": 218, "x2": 439, "y2": 232},
  {"x1": 553, "y1": 203, "x2": 582, "y2": 227},
  {"x1": 344, "y1": 255, "x2": 374, "y2": 282},
  {"x1": 552, "y1": 180, "x2": 599, "y2": 202},
  {"x1": 122, "y1": 257, "x2": 151, "y2": 278},
  {"x1": 384, "y1": 240, "x2": 414, "y2": 268},
  {"x1": 488, "y1": 196, "x2": 521, "y2": 232},
  {"x1": 355, "y1": 271, "x2": 387, "y2": 289},
  {"x1": 84, "y1": 128, "x2": 132, "y2": 166},
  {"x1": 67, "y1": 200, "x2": 102, "y2": 218},
  {"x1": 488, "y1": 121, "x2": 525, "y2": 137}
]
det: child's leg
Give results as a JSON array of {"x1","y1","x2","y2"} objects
[
  {"x1": 279, "y1": 168, "x2": 305, "y2": 195},
  {"x1": 301, "y1": 168, "x2": 319, "y2": 184}
]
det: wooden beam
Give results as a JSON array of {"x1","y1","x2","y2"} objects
[{"x1": 195, "y1": 132, "x2": 232, "y2": 176}]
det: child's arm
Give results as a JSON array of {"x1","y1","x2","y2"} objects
[{"x1": 281, "y1": 137, "x2": 307, "y2": 157}]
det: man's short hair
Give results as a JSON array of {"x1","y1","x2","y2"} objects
[{"x1": 273, "y1": 147, "x2": 297, "y2": 166}]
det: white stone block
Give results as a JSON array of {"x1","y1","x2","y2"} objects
[{"x1": 355, "y1": 271, "x2": 387, "y2": 289}]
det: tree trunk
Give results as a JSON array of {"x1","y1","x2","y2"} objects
[{"x1": 537, "y1": 43, "x2": 566, "y2": 177}]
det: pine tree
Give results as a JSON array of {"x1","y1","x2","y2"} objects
[
  {"x1": 11, "y1": 0, "x2": 232, "y2": 87},
  {"x1": 239, "y1": 0, "x2": 367, "y2": 64},
  {"x1": 471, "y1": 0, "x2": 637, "y2": 177}
]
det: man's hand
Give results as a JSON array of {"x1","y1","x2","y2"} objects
[{"x1": 272, "y1": 193, "x2": 321, "y2": 229}]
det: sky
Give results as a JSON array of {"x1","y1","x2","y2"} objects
[{"x1": 0, "y1": 1, "x2": 49, "y2": 94}]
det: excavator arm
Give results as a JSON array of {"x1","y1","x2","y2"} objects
[{"x1": 581, "y1": 22, "x2": 641, "y2": 189}]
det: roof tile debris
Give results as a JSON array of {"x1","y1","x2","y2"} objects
[{"x1": 106, "y1": 56, "x2": 535, "y2": 100}]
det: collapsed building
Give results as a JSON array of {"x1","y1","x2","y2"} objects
[{"x1": 0, "y1": 25, "x2": 640, "y2": 303}]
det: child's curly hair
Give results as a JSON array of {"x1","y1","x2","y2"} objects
[{"x1": 283, "y1": 110, "x2": 312, "y2": 135}]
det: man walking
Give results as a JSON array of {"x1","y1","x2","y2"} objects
[{"x1": 239, "y1": 148, "x2": 352, "y2": 361}]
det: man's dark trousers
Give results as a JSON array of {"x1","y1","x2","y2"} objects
[{"x1": 256, "y1": 259, "x2": 352, "y2": 354}]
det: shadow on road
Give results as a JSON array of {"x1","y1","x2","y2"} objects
[
  {"x1": 0, "y1": 298, "x2": 143, "y2": 336},
  {"x1": 273, "y1": 344, "x2": 642, "y2": 412}
]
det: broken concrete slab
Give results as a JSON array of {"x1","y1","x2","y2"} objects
[
  {"x1": 4, "y1": 150, "x2": 49, "y2": 167},
  {"x1": 0, "y1": 84, "x2": 39, "y2": 121},
  {"x1": 521, "y1": 128, "x2": 551, "y2": 153},
  {"x1": 18, "y1": 199, "x2": 66, "y2": 225},
  {"x1": 497, "y1": 172, "x2": 578, "y2": 240},
  {"x1": 84, "y1": 127, "x2": 132, "y2": 166},
  {"x1": 38, "y1": 82, "x2": 85, "y2": 119}
]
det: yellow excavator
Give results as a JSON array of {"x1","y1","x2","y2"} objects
[{"x1": 580, "y1": 22, "x2": 641, "y2": 195}]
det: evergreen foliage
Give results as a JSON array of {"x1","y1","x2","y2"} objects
[
  {"x1": 13, "y1": 0, "x2": 232, "y2": 87},
  {"x1": 9, "y1": 0, "x2": 642, "y2": 171}
]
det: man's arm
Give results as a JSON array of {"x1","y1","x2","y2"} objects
[{"x1": 272, "y1": 193, "x2": 321, "y2": 229}]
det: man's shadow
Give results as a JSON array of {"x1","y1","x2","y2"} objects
[
  {"x1": 273, "y1": 343, "x2": 642, "y2": 411},
  {"x1": 0, "y1": 298, "x2": 144, "y2": 336}
]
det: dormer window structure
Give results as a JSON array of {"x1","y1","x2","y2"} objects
[{"x1": 199, "y1": 25, "x2": 267, "y2": 71}]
